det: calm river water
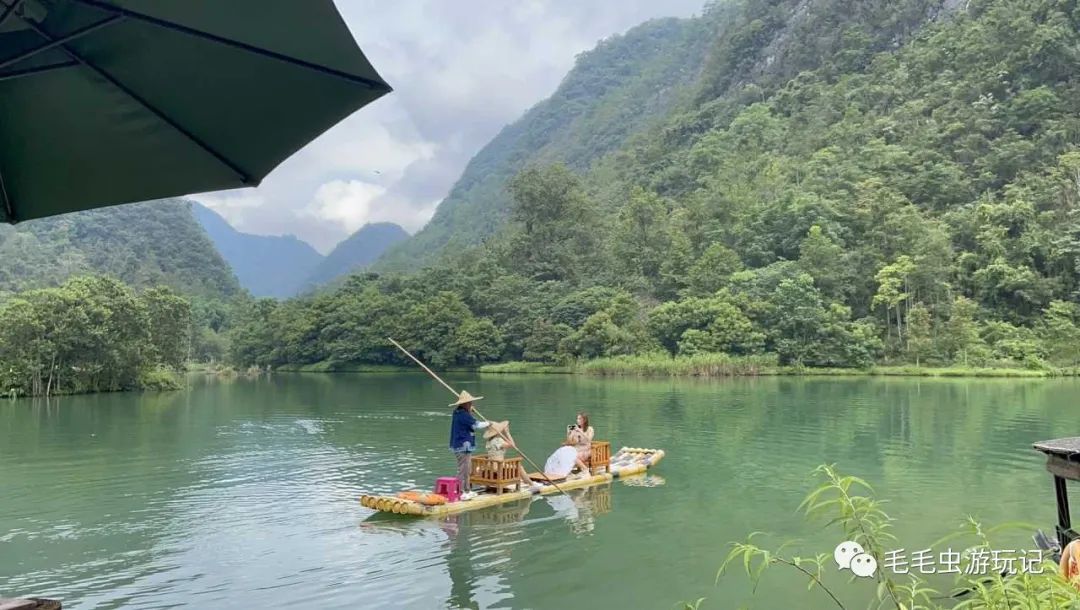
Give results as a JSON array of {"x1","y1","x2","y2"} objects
[{"x1": 2, "y1": 373, "x2": 1078, "y2": 608}]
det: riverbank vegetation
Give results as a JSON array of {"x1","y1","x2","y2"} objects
[
  {"x1": 0, "y1": 276, "x2": 193, "y2": 397},
  {"x1": 221, "y1": 0, "x2": 1080, "y2": 379},
  {"x1": 691, "y1": 465, "x2": 1076, "y2": 609},
  {"x1": 483, "y1": 357, "x2": 1068, "y2": 378}
]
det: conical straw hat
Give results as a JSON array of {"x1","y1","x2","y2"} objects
[
  {"x1": 449, "y1": 390, "x2": 483, "y2": 407},
  {"x1": 484, "y1": 420, "x2": 509, "y2": 440}
]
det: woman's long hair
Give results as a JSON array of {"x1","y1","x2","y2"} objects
[{"x1": 577, "y1": 411, "x2": 590, "y2": 431}]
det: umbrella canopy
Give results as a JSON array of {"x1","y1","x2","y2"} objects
[{"x1": 0, "y1": 0, "x2": 390, "y2": 223}]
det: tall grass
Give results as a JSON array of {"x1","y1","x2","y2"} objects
[
  {"x1": 580, "y1": 353, "x2": 779, "y2": 377},
  {"x1": 276, "y1": 361, "x2": 427, "y2": 373},
  {"x1": 478, "y1": 362, "x2": 575, "y2": 374}
]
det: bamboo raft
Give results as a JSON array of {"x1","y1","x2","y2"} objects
[{"x1": 360, "y1": 447, "x2": 665, "y2": 517}]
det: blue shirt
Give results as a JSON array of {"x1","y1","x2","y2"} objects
[{"x1": 450, "y1": 407, "x2": 478, "y2": 453}]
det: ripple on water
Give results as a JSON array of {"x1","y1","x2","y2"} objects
[{"x1": 294, "y1": 419, "x2": 324, "y2": 434}]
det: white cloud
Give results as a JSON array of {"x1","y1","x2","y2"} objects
[
  {"x1": 190, "y1": 0, "x2": 706, "y2": 254},
  {"x1": 305, "y1": 180, "x2": 385, "y2": 231},
  {"x1": 191, "y1": 190, "x2": 265, "y2": 226}
]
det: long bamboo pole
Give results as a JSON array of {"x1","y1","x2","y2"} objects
[{"x1": 387, "y1": 337, "x2": 571, "y2": 497}]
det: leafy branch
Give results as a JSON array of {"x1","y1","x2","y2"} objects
[{"x1": 708, "y1": 464, "x2": 1080, "y2": 609}]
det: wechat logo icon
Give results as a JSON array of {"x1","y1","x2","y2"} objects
[{"x1": 835, "y1": 541, "x2": 877, "y2": 578}]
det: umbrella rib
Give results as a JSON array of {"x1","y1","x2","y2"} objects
[
  {"x1": 0, "y1": 15, "x2": 123, "y2": 70},
  {"x1": 0, "y1": 60, "x2": 79, "y2": 82},
  {"x1": 0, "y1": 0, "x2": 18, "y2": 221},
  {"x1": 0, "y1": 166, "x2": 13, "y2": 223},
  {"x1": 0, "y1": 0, "x2": 25, "y2": 29},
  {"x1": 70, "y1": 0, "x2": 392, "y2": 93},
  {"x1": 13, "y1": 16, "x2": 254, "y2": 185}
]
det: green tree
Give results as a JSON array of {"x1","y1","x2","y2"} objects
[
  {"x1": 1041, "y1": 300, "x2": 1080, "y2": 367},
  {"x1": 400, "y1": 291, "x2": 475, "y2": 367},
  {"x1": 0, "y1": 276, "x2": 191, "y2": 396},
  {"x1": 612, "y1": 187, "x2": 670, "y2": 283},
  {"x1": 657, "y1": 226, "x2": 694, "y2": 299},
  {"x1": 941, "y1": 297, "x2": 986, "y2": 367},
  {"x1": 228, "y1": 299, "x2": 280, "y2": 368},
  {"x1": 797, "y1": 225, "x2": 847, "y2": 300},
  {"x1": 768, "y1": 275, "x2": 824, "y2": 366},
  {"x1": 872, "y1": 256, "x2": 916, "y2": 345},
  {"x1": 450, "y1": 318, "x2": 504, "y2": 365},
  {"x1": 523, "y1": 319, "x2": 573, "y2": 363},
  {"x1": 550, "y1": 286, "x2": 622, "y2": 328},
  {"x1": 506, "y1": 164, "x2": 602, "y2": 282},
  {"x1": 904, "y1": 303, "x2": 934, "y2": 366},
  {"x1": 769, "y1": 274, "x2": 877, "y2": 367},
  {"x1": 560, "y1": 311, "x2": 635, "y2": 359},
  {"x1": 141, "y1": 286, "x2": 193, "y2": 370},
  {"x1": 686, "y1": 242, "x2": 744, "y2": 296}
]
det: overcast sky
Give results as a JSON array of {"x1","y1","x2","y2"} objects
[{"x1": 191, "y1": 0, "x2": 706, "y2": 253}]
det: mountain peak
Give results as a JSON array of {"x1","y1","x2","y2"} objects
[
  {"x1": 303, "y1": 222, "x2": 408, "y2": 289},
  {"x1": 191, "y1": 202, "x2": 323, "y2": 299}
]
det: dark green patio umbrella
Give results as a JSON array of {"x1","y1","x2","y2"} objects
[{"x1": 0, "y1": 0, "x2": 391, "y2": 223}]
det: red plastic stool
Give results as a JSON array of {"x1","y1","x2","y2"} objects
[{"x1": 434, "y1": 477, "x2": 462, "y2": 502}]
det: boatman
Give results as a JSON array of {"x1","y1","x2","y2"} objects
[{"x1": 449, "y1": 390, "x2": 489, "y2": 500}]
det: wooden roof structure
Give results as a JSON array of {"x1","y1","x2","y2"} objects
[{"x1": 1033, "y1": 437, "x2": 1080, "y2": 549}]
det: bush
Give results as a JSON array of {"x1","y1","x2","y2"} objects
[
  {"x1": 581, "y1": 352, "x2": 778, "y2": 376},
  {"x1": 137, "y1": 365, "x2": 184, "y2": 391}
]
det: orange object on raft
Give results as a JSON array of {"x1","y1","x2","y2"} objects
[{"x1": 396, "y1": 490, "x2": 448, "y2": 506}]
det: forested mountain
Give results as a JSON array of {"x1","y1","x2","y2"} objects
[
  {"x1": 303, "y1": 222, "x2": 408, "y2": 289},
  {"x1": 373, "y1": 16, "x2": 715, "y2": 271},
  {"x1": 231, "y1": 0, "x2": 1080, "y2": 373},
  {"x1": 0, "y1": 199, "x2": 240, "y2": 300},
  {"x1": 193, "y1": 203, "x2": 324, "y2": 298}
]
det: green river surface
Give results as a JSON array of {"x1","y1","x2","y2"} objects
[{"x1": 2, "y1": 373, "x2": 1079, "y2": 609}]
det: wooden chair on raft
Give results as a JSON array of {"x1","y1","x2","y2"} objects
[
  {"x1": 587, "y1": 441, "x2": 611, "y2": 474},
  {"x1": 469, "y1": 456, "x2": 525, "y2": 494}
]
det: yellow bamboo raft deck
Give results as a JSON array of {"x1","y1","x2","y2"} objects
[{"x1": 360, "y1": 447, "x2": 665, "y2": 517}]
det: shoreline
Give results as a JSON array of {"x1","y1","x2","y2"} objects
[
  {"x1": 482, "y1": 354, "x2": 1079, "y2": 378},
  {"x1": 243, "y1": 357, "x2": 1079, "y2": 379}
]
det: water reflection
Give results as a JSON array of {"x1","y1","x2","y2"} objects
[
  {"x1": 542, "y1": 485, "x2": 612, "y2": 536},
  {"x1": 620, "y1": 474, "x2": 666, "y2": 488},
  {"x1": 444, "y1": 514, "x2": 481, "y2": 610},
  {"x1": 356, "y1": 485, "x2": 615, "y2": 607}
]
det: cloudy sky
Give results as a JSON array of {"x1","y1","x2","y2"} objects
[{"x1": 192, "y1": 0, "x2": 706, "y2": 253}]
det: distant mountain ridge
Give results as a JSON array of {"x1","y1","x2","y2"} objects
[
  {"x1": 0, "y1": 199, "x2": 240, "y2": 299},
  {"x1": 192, "y1": 204, "x2": 407, "y2": 297},
  {"x1": 303, "y1": 222, "x2": 409, "y2": 289},
  {"x1": 192, "y1": 203, "x2": 324, "y2": 299}
]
